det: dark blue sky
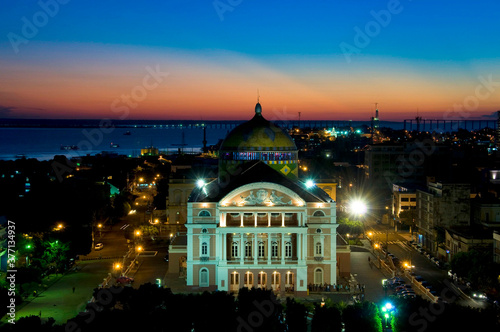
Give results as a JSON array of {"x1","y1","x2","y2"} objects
[{"x1": 0, "y1": 0, "x2": 499, "y2": 119}]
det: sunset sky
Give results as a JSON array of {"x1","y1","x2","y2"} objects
[{"x1": 1, "y1": 0, "x2": 499, "y2": 121}]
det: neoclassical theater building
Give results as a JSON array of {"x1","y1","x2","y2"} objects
[{"x1": 169, "y1": 103, "x2": 349, "y2": 296}]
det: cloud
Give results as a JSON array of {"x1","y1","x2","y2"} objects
[
  {"x1": 0, "y1": 105, "x2": 47, "y2": 118},
  {"x1": 480, "y1": 111, "x2": 500, "y2": 119},
  {"x1": 0, "y1": 105, "x2": 15, "y2": 116}
]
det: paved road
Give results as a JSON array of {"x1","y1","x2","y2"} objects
[
  {"x1": 350, "y1": 248, "x2": 391, "y2": 303},
  {"x1": 129, "y1": 248, "x2": 169, "y2": 288}
]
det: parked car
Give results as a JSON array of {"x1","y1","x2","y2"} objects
[
  {"x1": 116, "y1": 276, "x2": 134, "y2": 284},
  {"x1": 94, "y1": 242, "x2": 104, "y2": 251}
]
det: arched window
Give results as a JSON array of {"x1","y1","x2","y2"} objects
[
  {"x1": 313, "y1": 210, "x2": 325, "y2": 217},
  {"x1": 201, "y1": 242, "x2": 208, "y2": 256},
  {"x1": 199, "y1": 268, "x2": 209, "y2": 287},
  {"x1": 285, "y1": 241, "x2": 292, "y2": 258},
  {"x1": 315, "y1": 242, "x2": 322, "y2": 255},
  {"x1": 314, "y1": 268, "x2": 323, "y2": 284},
  {"x1": 198, "y1": 210, "x2": 211, "y2": 217},
  {"x1": 231, "y1": 242, "x2": 239, "y2": 257}
]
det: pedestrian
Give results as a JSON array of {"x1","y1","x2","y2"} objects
[{"x1": 72, "y1": 286, "x2": 75, "y2": 293}]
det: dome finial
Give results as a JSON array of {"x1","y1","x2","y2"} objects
[{"x1": 255, "y1": 89, "x2": 262, "y2": 115}]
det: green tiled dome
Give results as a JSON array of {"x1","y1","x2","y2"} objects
[{"x1": 220, "y1": 103, "x2": 297, "y2": 151}]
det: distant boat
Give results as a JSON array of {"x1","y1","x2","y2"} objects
[
  {"x1": 110, "y1": 143, "x2": 119, "y2": 148},
  {"x1": 123, "y1": 131, "x2": 132, "y2": 135},
  {"x1": 60, "y1": 145, "x2": 79, "y2": 150}
]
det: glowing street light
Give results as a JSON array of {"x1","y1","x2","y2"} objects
[
  {"x1": 139, "y1": 177, "x2": 144, "y2": 182},
  {"x1": 305, "y1": 180, "x2": 315, "y2": 188},
  {"x1": 349, "y1": 199, "x2": 367, "y2": 216},
  {"x1": 196, "y1": 179, "x2": 206, "y2": 188},
  {"x1": 135, "y1": 230, "x2": 141, "y2": 236}
]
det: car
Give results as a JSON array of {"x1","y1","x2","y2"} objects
[
  {"x1": 94, "y1": 242, "x2": 104, "y2": 251},
  {"x1": 116, "y1": 276, "x2": 134, "y2": 284},
  {"x1": 403, "y1": 293, "x2": 417, "y2": 299}
]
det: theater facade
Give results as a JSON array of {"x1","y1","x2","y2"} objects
[{"x1": 170, "y1": 103, "x2": 349, "y2": 296}]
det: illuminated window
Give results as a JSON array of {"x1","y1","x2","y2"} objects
[
  {"x1": 198, "y1": 210, "x2": 211, "y2": 217},
  {"x1": 230, "y1": 272, "x2": 239, "y2": 285},
  {"x1": 245, "y1": 242, "x2": 252, "y2": 258},
  {"x1": 315, "y1": 242, "x2": 322, "y2": 255},
  {"x1": 258, "y1": 242, "x2": 265, "y2": 257},
  {"x1": 231, "y1": 242, "x2": 239, "y2": 257},
  {"x1": 285, "y1": 242, "x2": 292, "y2": 258},
  {"x1": 313, "y1": 210, "x2": 325, "y2": 217},
  {"x1": 201, "y1": 242, "x2": 208, "y2": 256},
  {"x1": 272, "y1": 242, "x2": 278, "y2": 258}
]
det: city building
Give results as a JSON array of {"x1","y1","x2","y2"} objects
[
  {"x1": 169, "y1": 103, "x2": 344, "y2": 296},
  {"x1": 392, "y1": 183, "x2": 417, "y2": 217},
  {"x1": 494, "y1": 231, "x2": 500, "y2": 264},
  {"x1": 444, "y1": 227, "x2": 493, "y2": 261},
  {"x1": 471, "y1": 193, "x2": 500, "y2": 229},
  {"x1": 416, "y1": 181, "x2": 470, "y2": 254}
]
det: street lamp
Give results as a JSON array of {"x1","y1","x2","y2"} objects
[
  {"x1": 381, "y1": 302, "x2": 394, "y2": 330},
  {"x1": 349, "y1": 199, "x2": 367, "y2": 216},
  {"x1": 97, "y1": 223, "x2": 102, "y2": 238}
]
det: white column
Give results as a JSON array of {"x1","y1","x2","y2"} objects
[
  {"x1": 254, "y1": 213, "x2": 257, "y2": 227},
  {"x1": 281, "y1": 212, "x2": 285, "y2": 227},
  {"x1": 297, "y1": 232, "x2": 301, "y2": 261},
  {"x1": 222, "y1": 233, "x2": 226, "y2": 261},
  {"x1": 303, "y1": 231, "x2": 308, "y2": 261},
  {"x1": 240, "y1": 235, "x2": 244, "y2": 264},
  {"x1": 267, "y1": 233, "x2": 272, "y2": 264},
  {"x1": 253, "y1": 233, "x2": 257, "y2": 265},
  {"x1": 268, "y1": 212, "x2": 271, "y2": 227},
  {"x1": 240, "y1": 213, "x2": 244, "y2": 227},
  {"x1": 281, "y1": 233, "x2": 285, "y2": 264}
]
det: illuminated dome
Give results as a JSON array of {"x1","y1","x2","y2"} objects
[
  {"x1": 219, "y1": 103, "x2": 298, "y2": 180},
  {"x1": 220, "y1": 103, "x2": 297, "y2": 151}
]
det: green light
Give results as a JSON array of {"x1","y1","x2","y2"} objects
[
  {"x1": 26, "y1": 244, "x2": 31, "y2": 249},
  {"x1": 384, "y1": 313, "x2": 389, "y2": 319},
  {"x1": 382, "y1": 307, "x2": 387, "y2": 312}
]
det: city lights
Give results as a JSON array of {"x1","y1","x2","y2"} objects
[
  {"x1": 305, "y1": 180, "x2": 315, "y2": 188},
  {"x1": 196, "y1": 179, "x2": 206, "y2": 188}
]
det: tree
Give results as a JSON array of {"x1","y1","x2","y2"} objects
[
  {"x1": 337, "y1": 217, "x2": 364, "y2": 237},
  {"x1": 284, "y1": 298, "x2": 309, "y2": 332},
  {"x1": 139, "y1": 225, "x2": 159, "y2": 239},
  {"x1": 311, "y1": 303, "x2": 342, "y2": 332},
  {"x1": 42, "y1": 240, "x2": 70, "y2": 272},
  {"x1": 342, "y1": 302, "x2": 382, "y2": 332}
]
